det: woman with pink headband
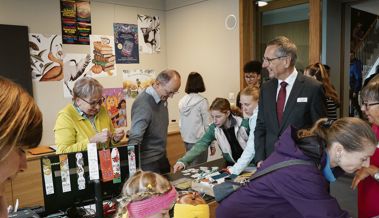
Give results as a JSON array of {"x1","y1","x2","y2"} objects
[{"x1": 115, "y1": 170, "x2": 178, "y2": 218}]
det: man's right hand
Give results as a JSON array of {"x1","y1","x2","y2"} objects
[{"x1": 173, "y1": 162, "x2": 185, "y2": 173}]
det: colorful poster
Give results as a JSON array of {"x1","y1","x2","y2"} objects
[
  {"x1": 63, "y1": 53, "x2": 91, "y2": 98},
  {"x1": 137, "y1": 15, "x2": 160, "y2": 54},
  {"x1": 102, "y1": 88, "x2": 127, "y2": 128},
  {"x1": 29, "y1": 34, "x2": 63, "y2": 82},
  {"x1": 122, "y1": 69, "x2": 155, "y2": 98},
  {"x1": 114, "y1": 23, "x2": 139, "y2": 64},
  {"x1": 89, "y1": 35, "x2": 116, "y2": 77},
  {"x1": 60, "y1": 0, "x2": 91, "y2": 45}
]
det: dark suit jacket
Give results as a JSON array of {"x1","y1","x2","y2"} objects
[{"x1": 254, "y1": 72, "x2": 327, "y2": 162}]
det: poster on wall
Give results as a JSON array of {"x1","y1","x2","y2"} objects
[
  {"x1": 122, "y1": 69, "x2": 155, "y2": 98},
  {"x1": 89, "y1": 35, "x2": 116, "y2": 78},
  {"x1": 137, "y1": 15, "x2": 160, "y2": 54},
  {"x1": 29, "y1": 34, "x2": 64, "y2": 82},
  {"x1": 62, "y1": 53, "x2": 91, "y2": 98},
  {"x1": 113, "y1": 23, "x2": 139, "y2": 64},
  {"x1": 102, "y1": 88, "x2": 127, "y2": 128},
  {"x1": 60, "y1": 0, "x2": 91, "y2": 45}
]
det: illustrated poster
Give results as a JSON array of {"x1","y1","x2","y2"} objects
[
  {"x1": 114, "y1": 23, "x2": 139, "y2": 64},
  {"x1": 29, "y1": 34, "x2": 63, "y2": 82},
  {"x1": 63, "y1": 53, "x2": 91, "y2": 98},
  {"x1": 122, "y1": 69, "x2": 155, "y2": 98},
  {"x1": 89, "y1": 35, "x2": 116, "y2": 77},
  {"x1": 60, "y1": 0, "x2": 91, "y2": 45},
  {"x1": 102, "y1": 88, "x2": 127, "y2": 128},
  {"x1": 137, "y1": 15, "x2": 160, "y2": 54}
]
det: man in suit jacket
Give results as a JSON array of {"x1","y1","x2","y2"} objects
[{"x1": 254, "y1": 36, "x2": 326, "y2": 165}]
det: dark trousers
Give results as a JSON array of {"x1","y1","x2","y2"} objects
[
  {"x1": 349, "y1": 89, "x2": 362, "y2": 118},
  {"x1": 141, "y1": 155, "x2": 171, "y2": 174}
]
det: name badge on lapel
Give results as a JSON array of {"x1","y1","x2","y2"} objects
[{"x1": 297, "y1": 97, "x2": 308, "y2": 103}]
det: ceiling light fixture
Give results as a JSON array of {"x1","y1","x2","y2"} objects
[{"x1": 257, "y1": 0, "x2": 268, "y2": 7}]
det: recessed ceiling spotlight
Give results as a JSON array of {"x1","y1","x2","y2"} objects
[{"x1": 257, "y1": 0, "x2": 268, "y2": 7}]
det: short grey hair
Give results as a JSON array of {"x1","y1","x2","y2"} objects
[
  {"x1": 267, "y1": 36, "x2": 297, "y2": 67},
  {"x1": 361, "y1": 80, "x2": 379, "y2": 102},
  {"x1": 73, "y1": 77, "x2": 103, "y2": 99},
  {"x1": 156, "y1": 69, "x2": 181, "y2": 85}
]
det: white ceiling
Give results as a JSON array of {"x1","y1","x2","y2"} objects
[{"x1": 352, "y1": 0, "x2": 379, "y2": 16}]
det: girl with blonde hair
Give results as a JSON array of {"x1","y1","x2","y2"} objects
[{"x1": 115, "y1": 171, "x2": 178, "y2": 218}]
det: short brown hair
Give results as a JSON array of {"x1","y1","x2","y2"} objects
[
  {"x1": 185, "y1": 72, "x2": 206, "y2": 94},
  {"x1": 0, "y1": 76, "x2": 43, "y2": 161},
  {"x1": 267, "y1": 36, "x2": 297, "y2": 67}
]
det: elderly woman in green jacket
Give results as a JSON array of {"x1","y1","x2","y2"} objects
[
  {"x1": 54, "y1": 77, "x2": 125, "y2": 154},
  {"x1": 174, "y1": 98, "x2": 249, "y2": 173}
]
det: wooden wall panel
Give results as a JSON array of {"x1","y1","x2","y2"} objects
[{"x1": 309, "y1": 0, "x2": 321, "y2": 64}]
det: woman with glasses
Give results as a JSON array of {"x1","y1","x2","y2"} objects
[
  {"x1": 0, "y1": 77, "x2": 42, "y2": 217},
  {"x1": 352, "y1": 79, "x2": 379, "y2": 218},
  {"x1": 217, "y1": 117, "x2": 377, "y2": 218},
  {"x1": 54, "y1": 77, "x2": 125, "y2": 154},
  {"x1": 236, "y1": 60, "x2": 262, "y2": 109}
]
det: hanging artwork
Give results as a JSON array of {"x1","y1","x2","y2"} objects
[
  {"x1": 114, "y1": 23, "x2": 139, "y2": 64},
  {"x1": 137, "y1": 15, "x2": 160, "y2": 54},
  {"x1": 63, "y1": 53, "x2": 91, "y2": 98},
  {"x1": 122, "y1": 69, "x2": 155, "y2": 98},
  {"x1": 60, "y1": 0, "x2": 91, "y2": 45},
  {"x1": 29, "y1": 34, "x2": 64, "y2": 82},
  {"x1": 102, "y1": 88, "x2": 127, "y2": 128},
  {"x1": 89, "y1": 35, "x2": 116, "y2": 77}
]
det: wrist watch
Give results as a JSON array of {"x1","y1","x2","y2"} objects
[{"x1": 374, "y1": 171, "x2": 379, "y2": 181}]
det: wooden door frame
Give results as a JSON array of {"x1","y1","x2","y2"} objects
[{"x1": 239, "y1": 0, "x2": 321, "y2": 89}]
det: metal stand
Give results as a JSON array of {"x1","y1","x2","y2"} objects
[{"x1": 94, "y1": 179, "x2": 103, "y2": 218}]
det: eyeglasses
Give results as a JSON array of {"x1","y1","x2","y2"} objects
[
  {"x1": 244, "y1": 74, "x2": 258, "y2": 79},
  {"x1": 362, "y1": 101, "x2": 379, "y2": 109},
  {"x1": 262, "y1": 56, "x2": 287, "y2": 64},
  {"x1": 79, "y1": 96, "x2": 105, "y2": 107},
  {"x1": 163, "y1": 86, "x2": 179, "y2": 96}
]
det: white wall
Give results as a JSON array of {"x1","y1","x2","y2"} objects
[
  {"x1": 0, "y1": 0, "x2": 241, "y2": 146},
  {"x1": 0, "y1": 0, "x2": 167, "y2": 145},
  {"x1": 166, "y1": 0, "x2": 240, "y2": 112}
]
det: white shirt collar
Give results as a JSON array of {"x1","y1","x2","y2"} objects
[
  {"x1": 278, "y1": 68, "x2": 298, "y2": 87},
  {"x1": 145, "y1": 86, "x2": 161, "y2": 104}
]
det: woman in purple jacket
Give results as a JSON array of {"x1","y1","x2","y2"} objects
[{"x1": 216, "y1": 117, "x2": 377, "y2": 218}]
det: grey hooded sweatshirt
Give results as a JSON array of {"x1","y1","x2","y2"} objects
[{"x1": 178, "y1": 93, "x2": 210, "y2": 143}]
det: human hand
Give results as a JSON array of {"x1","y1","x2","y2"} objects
[
  {"x1": 210, "y1": 146, "x2": 216, "y2": 156},
  {"x1": 352, "y1": 165, "x2": 378, "y2": 190},
  {"x1": 90, "y1": 129, "x2": 111, "y2": 144},
  {"x1": 257, "y1": 161, "x2": 263, "y2": 168},
  {"x1": 220, "y1": 168, "x2": 231, "y2": 174},
  {"x1": 112, "y1": 128, "x2": 125, "y2": 142},
  {"x1": 173, "y1": 162, "x2": 185, "y2": 173}
]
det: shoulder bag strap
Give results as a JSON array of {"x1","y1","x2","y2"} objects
[{"x1": 249, "y1": 159, "x2": 314, "y2": 181}]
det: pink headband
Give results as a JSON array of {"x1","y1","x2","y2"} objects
[{"x1": 127, "y1": 186, "x2": 177, "y2": 218}]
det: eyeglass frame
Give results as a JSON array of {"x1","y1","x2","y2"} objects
[
  {"x1": 79, "y1": 96, "x2": 105, "y2": 107},
  {"x1": 262, "y1": 56, "x2": 288, "y2": 64},
  {"x1": 362, "y1": 101, "x2": 379, "y2": 109},
  {"x1": 162, "y1": 86, "x2": 179, "y2": 96}
]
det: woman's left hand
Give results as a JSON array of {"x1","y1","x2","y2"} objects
[
  {"x1": 113, "y1": 128, "x2": 125, "y2": 143},
  {"x1": 351, "y1": 165, "x2": 378, "y2": 189}
]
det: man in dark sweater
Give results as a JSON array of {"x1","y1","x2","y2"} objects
[{"x1": 128, "y1": 69, "x2": 181, "y2": 174}]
